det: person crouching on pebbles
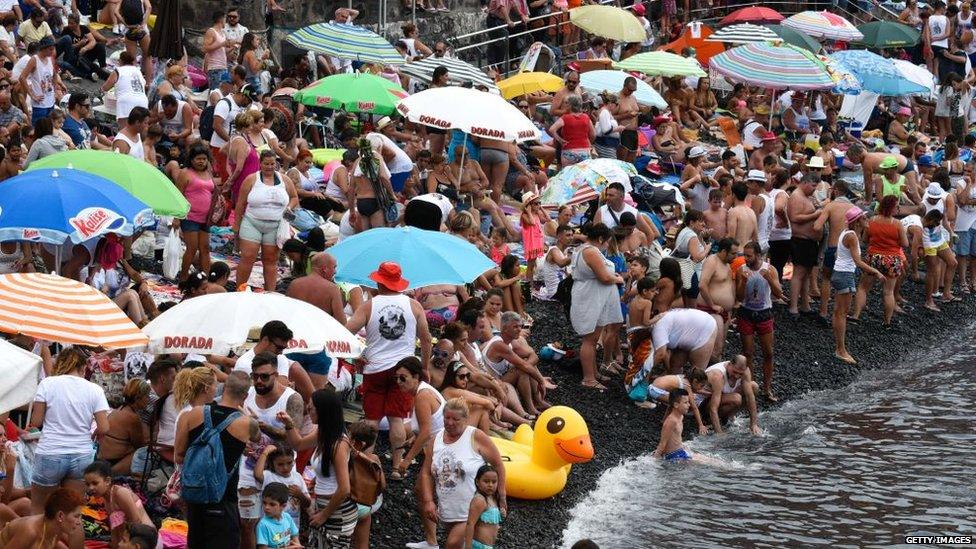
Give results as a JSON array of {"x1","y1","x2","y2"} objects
[
  {"x1": 653, "y1": 389, "x2": 719, "y2": 465},
  {"x1": 702, "y1": 355, "x2": 761, "y2": 436}
]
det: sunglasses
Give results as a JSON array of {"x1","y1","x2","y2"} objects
[
  {"x1": 435, "y1": 49, "x2": 445, "y2": 54},
  {"x1": 395, "y1": 374, "x2": 411, "y2": 383},
  {"x1": 251, "y1": 372, "x2": 275, "y2": 381},
  {"x1": 456, "y1": 373, "x2": 470, "y2": 380},
  {"x1": 518, "y1": 104, "x2": 529, "y2": 108}
]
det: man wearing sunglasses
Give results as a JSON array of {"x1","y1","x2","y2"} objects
[
  {"x1": 237, "y1": 352, "x2": 304, "y2": 549},
  {"x1": 550, "y1": 70, "x2": 581, "y2": 118},
  {"x1": 233, "y1": 320, "x2": 314, "y2": 401}
]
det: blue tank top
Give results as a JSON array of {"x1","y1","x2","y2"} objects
[{"x1": 742, "y1": 261, "x2": 773, "y2": 311}]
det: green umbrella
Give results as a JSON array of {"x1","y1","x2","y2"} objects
[
  {"x1": 613, "y1": 51, "x2": 706, "y2": 77},
  {"x1": 27, "y1": 150, "x2": 190, "y2": 217},
  {"x1": 855, "y1": 21, "x2": 920, "y2": 49},
  {"x1": 293, "y1": 73, "x2": 408, "y2": 115},
  {"x1": 767, "y1": 24, "x2": 821, "y2": 53}
]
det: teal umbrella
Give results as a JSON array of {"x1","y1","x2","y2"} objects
[
  {"x1": 767, "y1": 24, "x2": 821, "y2": 53},
  {"x1": 285, "y1": 23, "x2": 404, "y2": 66}
]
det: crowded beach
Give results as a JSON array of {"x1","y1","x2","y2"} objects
[{"x1": 0, "y1": 0, "x2": 973, "y2": 547}]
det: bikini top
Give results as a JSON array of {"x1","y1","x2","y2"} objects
[{"x1": 479, "y1": 505, "x2": 502, "y2": 525}]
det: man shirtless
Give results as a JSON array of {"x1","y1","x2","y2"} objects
[
  {"x1": 702, "y1": 189, "x2": 728, "y2": 241},
  {"x1": 788, "y1": 172, "x2": 822, "y2": 315},
  {"x1": 613, "y1": 76, "x2": 640, "y2": 162},
  {"x1": 713, "y1": 149, "x2": 745, "y2": 182},
  {"x1": 697, "y1": 237, "x2": 737, "y2": 359},
  {"x1": 813, "y1": 180, "x2": 856, "y2": 321},
  {"x1": 845, "y1": 142, "x2": 920, "y2": 204},
  {"x1": 726, "y1": 182, "x2": 758, "y2": 248},
  {"x1": 550, "y1": 71, "x2": 582, "y2": 117},
  {"x1": 0, "y1": 141, "x2": 22, "y2": 181},
  {"x1": 616, "y1": 211, "x2": 648, "y2": 255},
  {"x1": 286, "y1": 252, "x2": 346, "y2": 323},
  {"x1": 702, "y1": 355, "x2": 761, "y2": 435},
  {"x1": 748, "y1": 130, "x2": 779, "y2": 170}
]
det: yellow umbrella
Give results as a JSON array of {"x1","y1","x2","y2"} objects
[
  {"x1": 497, "y1": 71, "x2": 564, "y2": 100},
  {"x1": 570, "y1": 5, "x2": 646, "y2": 43}
]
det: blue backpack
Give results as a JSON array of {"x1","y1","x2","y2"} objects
[{"x1": 181, "y1": 405, "x2": 241, "y2": 504}]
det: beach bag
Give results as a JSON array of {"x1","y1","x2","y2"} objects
[
  {"x1": 162, "y1": 230, "x2": 181, "y2": 280},
  {"x1": 180, "y1": 406, "x2": 240, "y2": 504},
  {"x1": 291, "y1": 208, "x2": 322, "y2": 232},
  {"x1": 199, "y1": 98, "x2": 230, "y2": 142},
  {"x1": 349, "y1": 448, "x2": 384, "y2": 506}
]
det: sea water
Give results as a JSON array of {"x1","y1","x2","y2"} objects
[{"x1": 561, "y1": 339, "x2": 976, "y2": 548}]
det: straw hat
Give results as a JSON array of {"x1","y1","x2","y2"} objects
[{"x1": 806, "y1": 156, "x2": 826, "y2": 169}]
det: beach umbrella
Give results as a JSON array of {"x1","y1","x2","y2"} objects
[
  {"x1": 855, "y1": 21, "x2": 920, "y2": 49},
  {"x1": 569, "y1": 5, "x2": 646, "y2": 42},
  {"x1": 831, "y1": 50, "x2": 929, "y2": 96},
  {"x1": 497, "y1": 72, "x2": 563, "y2": 100},
  {"x1": 767, "y1": 24, "x2": 822, "y2": 53},
  {"x1": 0, "y1": 273, "x2": 148, "y2": 349},
  {"x1": 613, "y1": 51, "x2": 706, "y2": 78},
  {"x1": 293, "y1": 73, "x2": 407, "y2": 115},
  {"x1": 395, "y1": 87, "x2": 538, "y2": 143},
  {"x1": 783, "y1": 11, "x2": 863, "y2": 42},
  {"x1": 328, "y1": 226, "x2": 497, "y2": 289},
  {"x1": 540, "y1": 158, "x2": 637, "y2": 206},
  {"x1": 27, "y1": 151, "x2": 189, "y2": 217},
  {"x1": 0, "y1": 169, "x2": 153, "y2": 245},
  {"x1": 147, "y1": 0, "x2": 182, "y2": 59},
  {"x1": 142, "y1": 290, "x2": 363, "y2": 358},
  {"x1": 579, "y1": 70, "x2": 666, "y2": 108},
  {"x1": 399, "y1": 56, "x2": 498, "y2": 91},
  {"x1": 817, "y1": 54, "x2": 863, "y2": 95},
  {"x1": 661, "y1": 24, "x2": 726, "y2": 65},
  {"x1": 708, "y1": 42, "x2": 836, "y2": 91},
  {"x1": 891, "y1": 59, "x2": 937, "y2": 97},
  {"x1": 706, "y1": 23, "x2": 780, "y2": 44},
  {"x1": 719, "y1": 6, "x2": 784, "y2": 26},
  {"x1": 285, "y1": 23, "x2": 404, "y2": 66},
  {"x1": 0, "y1": 339, "x2": 41, "y2": 416}
]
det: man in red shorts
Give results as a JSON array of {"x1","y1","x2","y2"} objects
[
  {"x1": 346, "y1": 261, "x2": 431, "y2": 477},
  {"x1": 735, "y1": 241, "x2": 784, "y2": 402}
]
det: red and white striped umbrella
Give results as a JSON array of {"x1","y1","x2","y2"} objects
[{"x1": 0, "y1": 273, "x2": 148, "y2": 349}]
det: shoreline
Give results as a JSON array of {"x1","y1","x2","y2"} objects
[{"x1": 372, "y1": 279, "x2": 976, "y2": 549}]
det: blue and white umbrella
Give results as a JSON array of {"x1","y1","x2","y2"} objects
[
  {"x1": 285, "y1": 23, "x2": 404, "y2": 66},
  {"x1": 579, "y1": 70, "x2": 667, "y2": 108},
  {"x1": 0, "y1": 169, "x2": 153, "y2": 245},
  {"x1": 329, "y1": 226, "x2": 496, "y2": 289},
  {"x1": 831, "y1": 50, "x2": 929, "y2": 96}
]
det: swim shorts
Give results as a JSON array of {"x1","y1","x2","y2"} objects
[
  {"x1": 822, "y1": 246, "x2": 837, "y2": 271},
  {"x1": 739, "y1": 307, "x2": 774, "y2": 336},
  {"x1": 924, "y1": 242, "x2": 949, "y2": 256},
  {"x1": 664, "y1": 448, "x2": 691, "y2": 462},
  {"x1": 790, "y1": 237, "x2": 820, "y2": 268},
  {"x1": 360, "y1": 367, "x2": 413, "y2": 420},
  {"x1": 357, "y1": 197, "x2": 380, "y2": 217}
]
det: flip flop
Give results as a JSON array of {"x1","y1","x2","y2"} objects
[
  {"x1": 834, "y1": 353, "x2": 857, "y2": 365},
  {"x1": 581, "y1": 380, "x2": 607, "y2": 391}
]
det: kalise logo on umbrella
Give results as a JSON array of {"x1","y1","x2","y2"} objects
[
  {"x1": 357, "y1": 101, "x2": 376, "y2": 111},
  {"x1": 21, "y1": 228, "x2": 40, "y2": 241},
  {"x1": 316, "y1": 96, "x2": 333, "y2": 105},
  {"x1": 69, "y1": 207, "x2": 124, "y2": 240}
]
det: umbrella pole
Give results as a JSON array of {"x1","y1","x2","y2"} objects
[
  {"x1": 412, "y1": 0, "x2": 416, "y2": 26},
  {"x1": 457, "y1": 134, "x2": 468, "y2": 187}
]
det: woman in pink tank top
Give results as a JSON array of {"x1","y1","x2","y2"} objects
[
  {"x1": 225, "y1": 110, "x2": 261, "y2": 204},
  {"x1": 175, "y1": 143, "x2": 217, "y2": 281}
]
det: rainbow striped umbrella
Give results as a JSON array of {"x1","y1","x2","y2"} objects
[
  {"x1": 708, "y1": 42, "x2": 836, "y2": 91},
  {"x1": 285, "y1": 23, "x2": 404, "y2": 66},
  {"x1": 782, "y1": 11, "x2": 863, "y2": 42},
  {"x1": 613, "y1": 51, "x2": 706, "y2": 77}
]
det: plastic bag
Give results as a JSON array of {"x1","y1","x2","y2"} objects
[
  {"x1": 276, "y1": 219, "x2": 292, "y2": 248},
  {"x1": 162, "y1": 230, "x2": 182, "y2": 280}
]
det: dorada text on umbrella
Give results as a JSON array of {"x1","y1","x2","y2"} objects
[
  {"x1": 418, "y1": 114, "x2": 451, "y2": 129},
  {"x1": 70, "y1": 207, "x2": 124, "y2": 241},
  {"x1": 163, "y1": 335, "x2": 354, "y2": 355}
]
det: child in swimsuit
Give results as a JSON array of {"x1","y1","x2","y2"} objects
[
  {"x1": 653, "y1": 389, "x2": 694, "y2": 463},
  {"x1": 465, "y1": 464, "x2": 503, "y2": 549}
]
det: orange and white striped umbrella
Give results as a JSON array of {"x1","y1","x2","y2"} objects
[{"x1": 0, "y1": 273, "x2": 148, "y2": 349}]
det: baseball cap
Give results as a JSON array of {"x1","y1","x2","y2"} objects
[
  {"x1": 878, "y1": 155, "x2": 899, "y2": 169},
  {"x1": 238, "y1": 83, "x2": 259, "y2": 101},
  {"x1": 760, "y1": 130, "x2": 778, "y2": 142}
]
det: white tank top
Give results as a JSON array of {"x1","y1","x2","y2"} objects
[
  {"x1": 414, "y1": 381, "x2": 446, "y2": 435},
  {"x1": 756, "y1": 192, "x2": 774, "y2": 251},
  {"x1": 482, "y1": 335, "x2": 512, "y2": 377},
  {"x1": 431, "y1": 426, "x2": 484, "y2": 522},
  {"x1": 743, "y1": 120, "x2": 763, "y2": 149},
  {"x1": 835, "y1": 229, "x2": 857, "y2": 273},
  {"x1": 403, "y1": 37, "x2": 419, "y2": 58},
  {"x1": 768, "y1": 189, "x2": 792, "y2": 241},
  {"x1": 364, "y1": 293, "x2": 417, "y2": 374},
  {"x1": 113, "y1": 131, "x2": 144, "y2": 160},
  {"x1": 311, "y1": 436, "x2": 350, "y2": 496},
  {"x1": 705, "y1": 361, "x2": 741, "y2": 394},
  {"x1": 239, "y1": 386, "x2": 297, "y2": 488},
  {"x1": 157, "y1": 100, "x2": 187, "y2": 134},
  {"x1": 115, "y1": 64, "x2": 147, "y2": 103},
  {"x1": 923, "y1": 195, "x2": 946, "y2": 215},
  {"x1": 245, "y1": 174, "x2": 290, "y2": 221},
  {"x1": 28, "y1": 54, "x2": 54, "y2": 108}
]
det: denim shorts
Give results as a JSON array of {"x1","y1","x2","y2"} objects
[
  {"x1": 180, "y1": 219, "x2": 208, "y2": 232},
  {"x1": 831, "y1": 270, "x2": 856, "y2": 294},
  {"x1": 207, "y1": 68, "x2": 230, "y2": 90},
  {"x1": 32, "y1": 451, "x2": 95, "y2": 487},
  {"x1": 954, "y1": 229, "x2": 976, "y2": 257}
]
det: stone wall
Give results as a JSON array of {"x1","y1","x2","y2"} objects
[{"x1": 181, "y1": 0, "x2": 489, "y2": 60}]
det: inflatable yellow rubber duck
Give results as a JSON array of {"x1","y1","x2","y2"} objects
[{"x1": 490, "y1": 406, "x2": 593, "y2": 500}]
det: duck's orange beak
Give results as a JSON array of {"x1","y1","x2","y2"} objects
[{"x1": 554, "y1": 435, "x2": 594, "y2": 463}]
